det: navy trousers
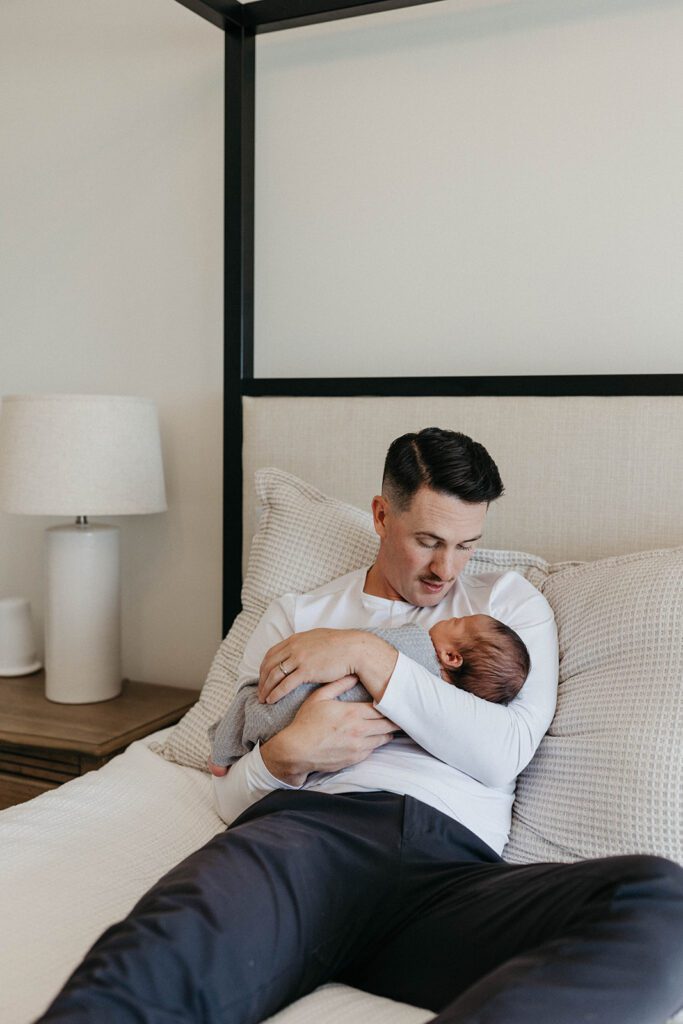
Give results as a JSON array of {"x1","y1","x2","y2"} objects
[{"x1": 39, "y1": 791, "x2": 683, "y2": 1023}]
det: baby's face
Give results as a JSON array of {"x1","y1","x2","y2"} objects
[{"x1": 429, "y1": 614, "x2": 493, "y2": 679}]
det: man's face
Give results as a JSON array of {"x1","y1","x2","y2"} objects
[{"x1": 369, "y1": 486, "x2": 487, "y2": 606}]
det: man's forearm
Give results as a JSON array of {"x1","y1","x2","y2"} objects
[{"x1": 350, "y1": 631, "x2": 399, "y2": 702}]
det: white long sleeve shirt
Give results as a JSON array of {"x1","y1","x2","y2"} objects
[{"x1": 213, "y1": 566, "x2": 558, "y2": 854}]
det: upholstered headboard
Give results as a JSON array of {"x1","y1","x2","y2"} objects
[{"x1": 242, "y1": 394, "x2": 683, "y2": 572}]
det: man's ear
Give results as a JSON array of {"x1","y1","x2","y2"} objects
[
  {"x1": 441, "y1": 649, "x2": 464, "y2": 669},
  {"x1": 371, "y1": 495, "x2": 389, "y2": 538}
]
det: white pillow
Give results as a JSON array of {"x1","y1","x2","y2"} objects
[
  {"x1": 504, "y1": 547, "x2": 683, "y2": 866},
  {"x1": 157, "y1": 467, "x2": 549, "y2": 771}
]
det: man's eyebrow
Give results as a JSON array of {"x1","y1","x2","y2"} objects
[{"x1": 415, "y1": 531, "x2": 483, "y2": 544}]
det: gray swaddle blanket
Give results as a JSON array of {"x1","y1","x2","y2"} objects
[{"x1": 209, "y1": 622, "x2": 442, "y2": 767}]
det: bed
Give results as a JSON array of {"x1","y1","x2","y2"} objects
[
  {"x1": 4, "y1": 2, "x2": 683, "y2": 1020},
  {"x1": 2, "y1": 393, "x2": 682, "y2": 1024}
]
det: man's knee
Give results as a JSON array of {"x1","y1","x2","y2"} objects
[
  {"x1": 581, "y1": 853, "x2": 683, "y2": 950},
  {"x1": 581, "y1": 855, "x2": 682, "y2": 1014},
  {"x1": 610, "y1": 855, "x2": 683, "y2": 998},
  {"x1": 613, "y1": 853, "x2": 683, "y2": 894}
]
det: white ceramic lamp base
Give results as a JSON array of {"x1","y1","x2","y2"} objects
[{"x1": 45, "y1": 523, "x2": 122, "y2": 704}]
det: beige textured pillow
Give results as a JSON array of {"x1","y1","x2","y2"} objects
[
  {"x1": 157, "y1": 467, "x2": 549, "y2": 771},
  {"x1": 504, "y1": 547, "x2": 683, "y2": 866}
]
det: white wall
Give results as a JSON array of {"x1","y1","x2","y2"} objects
[
  {"x1": 2, "y1": 0, "x2": 681, "y2": 688},
  {"x1": 0, "y1": 0, "x2": 224, "y2": 688},
  {"x1": 252, "y1": 0, "x2": 683, "y2": 377}
]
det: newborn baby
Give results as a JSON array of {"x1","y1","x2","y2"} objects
[{"x1": 209, "y1": 614, "x2": 530, "y2": 768}]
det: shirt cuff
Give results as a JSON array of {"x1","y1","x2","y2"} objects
[{"x1": 247, "y1": 741, "x2": 305, "y2": 791}]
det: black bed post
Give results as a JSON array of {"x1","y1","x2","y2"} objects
[{"x1": 223, "y1": 17, "x2": 255, "y2": 637}]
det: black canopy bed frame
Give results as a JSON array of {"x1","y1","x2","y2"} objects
[{"x1": 172, "y1": 0, "x2": 683, "y2": 635}]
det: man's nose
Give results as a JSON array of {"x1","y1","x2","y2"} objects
[{"x1": 429, "y1": 550, "x2": 457, "y2": 581}]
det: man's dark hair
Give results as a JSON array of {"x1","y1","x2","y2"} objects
[
  {"x1": 443, "y1": 618, "x2": 531, "y2": 705},
  {"x1": 382, "y1": 427, "x2": 504, "y2": 510}
]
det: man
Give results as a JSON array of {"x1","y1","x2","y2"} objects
[{"x1": 40, "y1": 428, "x2": 683, "y2": 1024}]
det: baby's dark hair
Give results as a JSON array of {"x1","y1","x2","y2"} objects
[{"x1": 443, "y1": 616, "x2": 530, "y2": 704}]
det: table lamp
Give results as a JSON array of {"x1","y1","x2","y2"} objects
[{"x1": 0, "y1": 394, "x2": 167, "y2": 704}]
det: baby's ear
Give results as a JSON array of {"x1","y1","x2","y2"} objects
[{"x1": 442, "y1": 649, "x2": 463, "y2": 669}]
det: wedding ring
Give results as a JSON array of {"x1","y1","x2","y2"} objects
[{"x1": 279, "y1": 660, "x2": 291, "y2": 677}]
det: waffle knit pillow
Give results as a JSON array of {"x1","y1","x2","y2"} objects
[
  {"x1": 156, "y1": 467, "x2": 549, "y2": 772},
  {"x1": 504, "y1": 546, "x2": 683, "y2": 866}
]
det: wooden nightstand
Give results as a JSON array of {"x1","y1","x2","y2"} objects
[{"x1": 0, "y1": 672, "x2": 197, "y2": 810}]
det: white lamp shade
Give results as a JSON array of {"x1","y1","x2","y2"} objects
[{"x1": 0, "y1": 394, "x2": 167, "y2": 516}]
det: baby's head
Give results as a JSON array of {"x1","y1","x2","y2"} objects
[{"x1": 428, "y1": 614, "x2": 530, "y2": 705}]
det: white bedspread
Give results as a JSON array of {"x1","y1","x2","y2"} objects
[
  {"x1": 2, "y1": 733, "x2": 676, "y2": 1024},
  {"x1": 0, "y1": 729, "x2": 225, "y2": 1023},
  {"x1": 0, "y1": 730, "x2": 428, "y2": 1024}
]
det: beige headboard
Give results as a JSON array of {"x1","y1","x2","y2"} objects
[{"x1": 242, "y1": 394, "x2": 682, "y2": 570}]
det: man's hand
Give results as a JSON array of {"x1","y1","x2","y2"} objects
[
  {"x1": 258, "y1": 629, "x2": 358, "y2": 702},
  {"x1": 259, "y1": 628, "x2": 398, "y2": 704},
  {"x1": 207, "y1": 759, "x2": 229, "y2": 777},
  {"x1": 260, "y1": 676, "x2": 397, "y2": 786}
]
